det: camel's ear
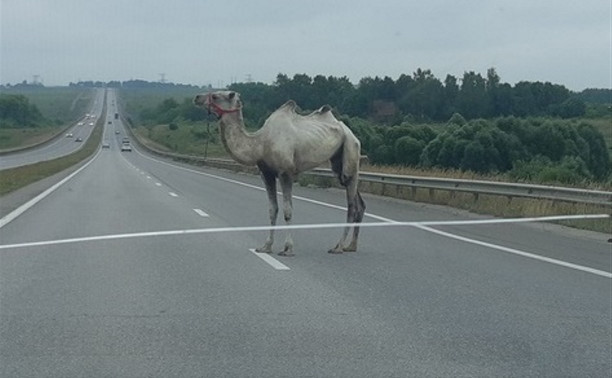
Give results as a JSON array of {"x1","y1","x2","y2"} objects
[{"x1": 228, "y1": 92, "x2": 236, "y2": 100}]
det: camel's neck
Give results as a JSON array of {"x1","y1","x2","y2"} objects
[{"x1": 218, "y1": 112, "x2": 261, "y2": 166}]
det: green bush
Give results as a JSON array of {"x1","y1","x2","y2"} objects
[
  {"x1": 394, "y1": 136, "x2": 425, "y2": 166},
  {"x1": 0, "y1": 94, "x2": 44, "y2": 128}
]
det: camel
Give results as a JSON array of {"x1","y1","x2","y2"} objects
[{"x1": 194, "y1": 91, "x2": 365, "y2": 255}]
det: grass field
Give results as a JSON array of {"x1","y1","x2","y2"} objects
[
  {"x1": 1, "y1": 87, "x2": 94, "y2": 151},
  {"x1": 0, "y1": 127, "x2": 64, "y2": 150},
  {"x1": 2, "y1": 86, "x2": 94, "y2": 124},
  {"x1": 119, "y1": 86, "x2": 203, "y2": 123},
  {"x1": 132, "y1": 122, "x2": 227, "y2": 158}
]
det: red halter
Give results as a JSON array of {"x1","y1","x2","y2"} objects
[{"x1": 207, "y1": 93, "x2": 242, "y2": 117}]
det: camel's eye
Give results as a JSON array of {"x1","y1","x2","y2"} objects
[{"x1": 211, "y1": 94, "x2": 218, "y2": 100}]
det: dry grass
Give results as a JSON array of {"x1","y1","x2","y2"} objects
[
  {"x1": 362, "y1": 164, "x2": 506, "y2": 181},
  {"x1": 362, "y1": 163, "x2": 612, "y2": 191},
  {"x1": 0, "y1": 127, "x2": 67, "y2": 151}
]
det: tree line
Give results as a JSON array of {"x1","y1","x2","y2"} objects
[
  {"x1": 227, "y1": 68, "x2": 595, "y2": 125},
  {"x1": 0, "y1": 94, "x2": 44, "y2": 128}
]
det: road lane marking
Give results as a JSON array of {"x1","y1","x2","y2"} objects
[
  {"x1": 132, "y1": 147, "x2": 393, "y2": 222},
  {"x1": 110, "y1": 148, "x2": 612, "y2": 276},
  {"x1": 249, "y1": 249, "x2": 290, "y2": 270},
  {"x1": 415, "y1": 224, "x2": 612, "y2": 279},
  {"x1": 0, "y1": 213, "x2": 606, "y2": 242},
  {"x1": 155, "y1": 182, "x2": 162, "y2": 187},
  {"x1": 168, "y1": 192, "x2": 178, "y2": 197},
  {"x1": 0, "y1": 148, "x2": 102, "y2": 229},
  {"x1": 0, "y1": 214, "x2": 608, "y2": 276},
  {"x1": 193, "y1": 208, "x2": 209, "y2": 217}
]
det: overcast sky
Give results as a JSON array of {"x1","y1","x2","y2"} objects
[{"x1": 1, "y1": 0, "x2": 610, "y2": 90}]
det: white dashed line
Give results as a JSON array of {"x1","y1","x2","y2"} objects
[
  {"x1": 193, "y1": 209, "x2": 209, "y2": 217},
  {"x1": 155, "y1": 183, "x2": 162, "y2": 187},
  {"x1": 168, "y1": 192, "x2": 179, "y2": 197},
  {"x1": 249, "y1": 249, "x2": 291, "y2": 270}
]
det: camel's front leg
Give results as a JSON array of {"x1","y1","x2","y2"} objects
[
  {"x1": 278, "y1": 173, "x2": 294, "y2": 256},
  {"x1": 256, "y1": 171, "x2": 277, "y2": 253}
]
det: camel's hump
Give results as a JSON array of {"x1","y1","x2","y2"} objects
[
  {"x1": 317, "y1": 105, "x2": 332, "y2": 113},
  {"x1": 280, "y1": 100, "x2": 298, "y2": 111}
]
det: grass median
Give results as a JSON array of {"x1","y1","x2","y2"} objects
[{"x1": 0, "y1": 117, "x2": 103, "y2": 196}]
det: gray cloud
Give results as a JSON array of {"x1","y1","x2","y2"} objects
[{"x1": 2, "y1": 0, "x2": 609, "y2": 90}]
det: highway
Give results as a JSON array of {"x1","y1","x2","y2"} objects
[
  {"x1": 0, "y1": 88, "x2": 105, "y2": 170},
  {"x1": 0, "y1": 90, "x2": 610, "y2": 377}
]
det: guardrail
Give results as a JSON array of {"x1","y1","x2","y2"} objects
[
  {"x1": 306, "y1": 168, "x2": 612, "y2": 207},
  {"x1": 127, "y1": 130, "x2": 612, "y2": 208}
]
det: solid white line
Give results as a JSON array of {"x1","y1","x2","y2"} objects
[
  {"x1": 168, "y1": 192, "x2": 178, "y2": 197},
  {"x1": 0, "y1": 214, "x2": 607, "y2": 250},
  {"x1": 193, "y1": 208, "x2": 209, "y2": 217},
  {"x1": 249, "y1": 248, "x2": 291, "y2": 270},
  {"x1": 0, "y1": 148, "x2": 102, "y2": 229},
  {"x1": 415, "y1": 224, "x2": 612, "y2": 279}
]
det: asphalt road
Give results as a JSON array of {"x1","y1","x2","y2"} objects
[
  {"x1": 0, "y1": 100, "x2": 610, "y2": 377},
  {"x1": 0, "y1": 88, "x2": 105, "y2": 170}
]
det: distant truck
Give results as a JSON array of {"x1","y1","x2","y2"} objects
[{"x1": 114, "y1": 113, "x2": 119, "y2": 119}]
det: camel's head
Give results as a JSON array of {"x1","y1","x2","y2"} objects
[{"x1": 194, "y1": 91, "x2": 242, "y2": 118}]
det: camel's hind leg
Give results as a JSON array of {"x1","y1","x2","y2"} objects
[
  {"x1": 343, "y1": 189, "x2": 365, "y2": 252},
  {"x1": 328, "y1": 143, "x2": 365, "y2": 254},
  {"x1": 328, "y1": 178, "x2": 364, "y2": 253},
  {"x1": 256, "y1": 168, "x2": 277, "y2": 253},
  {"x1": 278, "y1": 173, "x2": 294, "y2": 256}
]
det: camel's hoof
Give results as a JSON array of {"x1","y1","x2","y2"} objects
[
  {"x1": 342, "y1": 247, "x2": 357, "y2": 252},
  {"x1": 278, "y1": 250, "x2": 295, "y2": 257},
  {"x1": 328, "y1": 248, "x2": 343, "y2": 254},
  {"x1": 255, "y1": 247, "x2": 273, "y2": 254}
]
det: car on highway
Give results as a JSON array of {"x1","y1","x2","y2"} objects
[
  {"x1": 66, "y1": 133, "x2": 73, "y2": 138},
  {"x1": 115, "y1": 130, "x2": 120, "y2": 134},
  {"x1": 75, "y1": 137, "x2": 83, "y2": 142},
  {"x1": 121, "y1": 143, "x2": 132, "y2": 152},
  {"x1": 102, "y1": 142, "x2": 110, "y2": 149}
]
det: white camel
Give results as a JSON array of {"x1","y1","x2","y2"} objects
[{"x1": 194, "y1": 91, "x2": 365, "y2": 255}]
